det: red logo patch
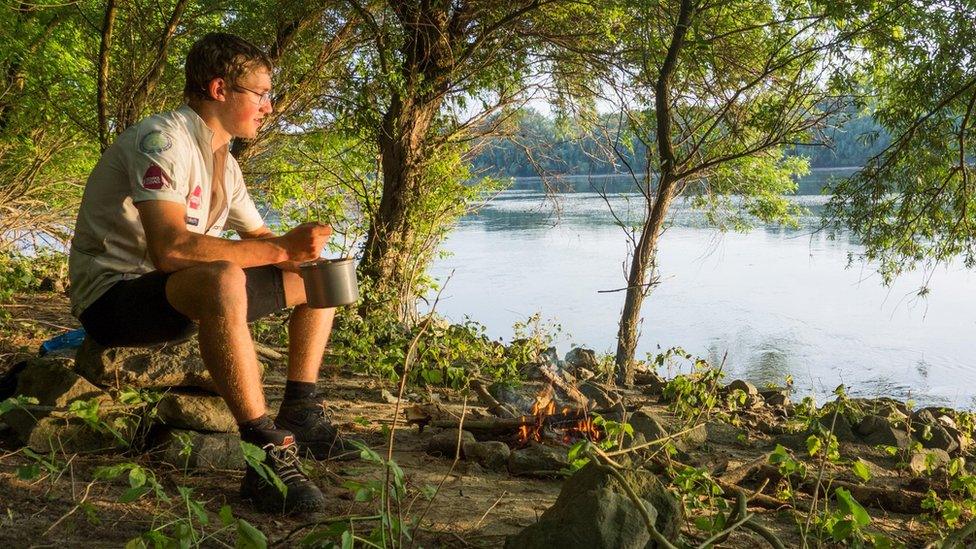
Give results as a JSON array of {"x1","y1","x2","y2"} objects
[
  {"x1": 282, "y1": 435, "x2": 295, "y2": 447},
  {"x1": 142, "y1": 164, "x2": 168, "y2": 190},
  {"x1": 188, "y1": 185, "x2": 202, "y2": 209}
]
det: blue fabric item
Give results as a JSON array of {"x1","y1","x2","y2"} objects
[{"x1": 39, "y1": 328, "x2": 87, "y2": 356}]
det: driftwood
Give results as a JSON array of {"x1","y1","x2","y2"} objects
[
  {"x1": 733, "y1": 462, "x2": 927, "y2": 514},
  {"x1": 469, "y1": 379, "x2": 518, "y2": 419},
  {"x1": 537, "y1": 365, "x2": 590, "y2": 409}
]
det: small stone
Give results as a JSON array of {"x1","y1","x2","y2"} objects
[
  {"x1": 909, "y1": 448, "x2": 951, "y2": 476},
  {"x1": 155, "y1": 429, "x2": 245, "y2": 470},
  {"x1": 564, "y1": 348, "x2": 600, "y2": 373},
  {"x1": 579, "y1": 382, "x2": 618, "y2": 410},
  {"x1": 576, "y1": 368, "x2": 596, "y2": 381},
  {"x1": 760, "y1": 389, "x2": 790, "y2": 408},
  {"x1": 463, "y1": 440, "x2": 511, "y2": 471},
  {"x1": 818, "y1": 413, "x2": 858, "y2": 443},
  {"x1": 726, "y1": 379, "x2": 758, "y2": 396},
  {"x1": 504, "y1": 461, "x2": 682, "y2": 548},
  {"x1": 156, "y1": 391, "x2": 237, "y2": 433},
  {"x1": 380, "y1": 389, "x2": 400, "y2": 404},
  {"x1": 507, "y1": 443, "x2": 569, "y2": 477},
  {"x1": 915, "y1": 424, "x2": 959, "y2": 454},
  {"x1": 426, "y1": 429, "x2": 476, "y2": 458}
]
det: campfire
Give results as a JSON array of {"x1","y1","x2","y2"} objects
[
  {"x1": 515, "y1": 384, "x2": 602, "y2": 446},
  {"x1": 407, "y1": 381, "x2": 605, "y2": 449}
]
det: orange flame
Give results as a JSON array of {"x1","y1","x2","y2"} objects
[{"x1": 516, "y1": 385, "x2": 602, "y2": 445}]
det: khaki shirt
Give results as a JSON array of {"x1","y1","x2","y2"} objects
[{"x1": 69, "y1": 105, "x2": 265, "y2": 318}]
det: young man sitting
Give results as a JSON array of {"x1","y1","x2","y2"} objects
[{"x1": 68, "y1": 32, "x2": 353, "y2": 514}]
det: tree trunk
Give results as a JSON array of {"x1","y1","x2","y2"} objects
[
  {"x1": 614, "y1": 180, "x2": 676, "y2": 385},
  {"x1": 361, "y1": 93, "x2": 441, "y2": 323},
  {"x1": 614, "y1": 0, "x2": 695, "y2": 385},
  {"x1": 97, "y1": 0, "x2": 119, "y2": 151}
]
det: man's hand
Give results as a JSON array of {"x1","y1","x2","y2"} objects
[{"x1": 277, "y1": 222, "x2": 332, "y2": 264}]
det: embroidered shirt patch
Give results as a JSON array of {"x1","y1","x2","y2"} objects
[
  {"x1": 188, "y1": 185, "x2": 202, "y2": 209},
  {"x1": 142, "y1": 164, "x2": 168, "y2": 190},
  {"x1": 139, "y1": 131, "x2": 172, "y2": 154}
]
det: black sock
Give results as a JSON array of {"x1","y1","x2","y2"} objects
[
  {"x1": 238, "y1": 414, "x2": 277, "y2": 444},
  {"x1": 282, "y1": 380, "x2": 318, "y2": 404}
]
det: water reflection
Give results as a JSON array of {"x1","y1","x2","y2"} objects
[{"x1": 429, "y1": 171, "x2": 976, "y2": 408}]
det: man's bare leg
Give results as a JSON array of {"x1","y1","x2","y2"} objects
[
  {"x1": 164, "y1": 260, "x2": 266, "y2": 422},
  {"x1": 281, "y1": 270, "x2": 335, "y2": 382}
]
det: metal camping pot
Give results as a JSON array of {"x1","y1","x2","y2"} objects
[{"x1": 299, "y1": 257, "x2": 359, "y2": 308}]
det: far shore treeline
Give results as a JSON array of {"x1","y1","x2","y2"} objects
[{"x1": 470, "y1": 108, "x2": 890, "y2": 179}]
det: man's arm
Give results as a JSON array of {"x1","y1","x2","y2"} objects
[{"x1": 136, "y1": 201, "x2": 329, "y2": 272}]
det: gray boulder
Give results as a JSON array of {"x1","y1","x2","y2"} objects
[
  {"x1": 915, "y1": 424, "x2": 959, "y2": 454},
  {"x1": 155, "y1": 429, "x2": 245, "y2": 470},
  {"x1": 426, "y1": 428, "x2": 476, "y2": 458},
  {"x1": 463, "y1": 440, "x2": 511, "y2": 471},
  {"x1": 909, "y1": 448, "x2": 951, "y2": 476},
  {"x1": 3, "y1": 357, "x2": 120, "y2": 452},
  {"x1": 508, "y1": 443, "x2": 570, "y2": 477},
  {"x1": 156, "y1": 391, "x2": 237, "y2": 433},
  {"x1": 504, "y1": 461, "x2": 682, "y2": 548},
  {"x1": 628, "y1": 410, "x2": 706, "y2": 453},
  {"x1": 74, "y1": 336, "x2": 221, "y2": 391},
  {"x1": 857, "y1": 415, "x2": 910, "y2": 449}
]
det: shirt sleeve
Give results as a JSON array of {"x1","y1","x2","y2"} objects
[
  {"x1": 225, "y1": 159, "x2": 265, "y2": 233},
  {"x1": 127, "y1": 119, "x2": 190, "y2": 205}
]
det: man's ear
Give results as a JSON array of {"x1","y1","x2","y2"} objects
[{"x1": 207, "y1": 77, "x2": 228, "y2": 102}]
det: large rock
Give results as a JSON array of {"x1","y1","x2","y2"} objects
[
  {"x1": 426, "y1": 429, "x2": 476, "y2": 458},
  {"x1": 857, "y1": 415, "x2": 910, "y2": 449},
  {"x1": 628, "y1": 410, "x2": 706, "y2": 453},
  {"x1": 74, "y1": 336, "x2": 220, "y2": 391},
  {"x1": 463, "y1": 440, "x2": 511, "y2": 472},
  {"x1": 20, "y1": 416, "x2": 125, "y2": 453},
  {"x1": 909, "y1": 448, "x2": 951, "y2": 476},
  {"x1": 508, "y1": 443, "x2": 569, "y2": 477},
  {"x1": 3, "y1": 357, "x2": 117, "y2": 451},
  {"x1": 505, "y1": 461, "x2": 682, "y2": 549},
  {"x1": 155, "y1": 429, "x2": 245, "y2": 470},
  {"x1": 156, "y1": 391, "x2": 237, "y2": 433}
]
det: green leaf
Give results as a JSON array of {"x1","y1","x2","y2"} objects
[
  {"x1": 341, "y1": 530, "x2": 353, "y2": 549},
  {"x1": 806, "y1": 435, "x2": 822, "y2": 457},
  {"x1": 852, "y1": 459, "x2": 872, "y2": 482},
  {"x1": 835, "y1": 487, "x2": 871, "y2": 527},
  {"x1": 128, "y1": 467, "x2": 147, "y2": 488},
  {"x1": 236, "y1": 519, "x2": 268, "y2": 549},
  {"x1": 119, "y1": 486, "x2": 150, "y2": 503},
  {"x1": 218, "y1": 505, "x2": 235, "y2": 527},
  {"x1": 16, "y1": 464, "x2": 40, "y2": 480}
]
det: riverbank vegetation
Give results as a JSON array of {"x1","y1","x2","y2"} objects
[{"x1": 3, "y1": 0, "x2": 976, "y2": 546}]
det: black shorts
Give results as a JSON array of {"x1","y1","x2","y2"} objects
[{"x1": 79, "y1": 265, "x2": 287, "y2": 348}]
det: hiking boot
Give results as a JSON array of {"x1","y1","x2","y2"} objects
[
  {"x1": 240, "y1": 429, "x2": 326, "y2": 515},
  {"x1": 275, "y1": 401, "x2": 362, "y2": 461}
]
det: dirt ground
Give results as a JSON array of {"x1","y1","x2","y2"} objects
[{"x1": 0, "y1": 293, "x2": 941, "y2": 547}]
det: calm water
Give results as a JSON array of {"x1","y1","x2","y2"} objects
[{"x1": 427, "y1": 169, "x2": 976, "y2": 408}]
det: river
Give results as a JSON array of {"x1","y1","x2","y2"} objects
[{"x1": 427, "y1": 169, "x2": 976, "y2": 408}]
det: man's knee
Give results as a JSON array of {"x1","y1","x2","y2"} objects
[{"x1": 167, "y1": 260, "x2": 247, "y2": 318}]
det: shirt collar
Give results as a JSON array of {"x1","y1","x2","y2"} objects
[{"x1": 176, "y1": 104, "x2": 216, "y2": 157}]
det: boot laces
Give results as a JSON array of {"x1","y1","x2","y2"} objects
[{"x1": 264, "y1": 443, "x2": 309, "y2": 485}]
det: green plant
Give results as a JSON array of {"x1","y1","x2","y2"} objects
[{"x1": 661, "y1": 358, "x2": 723, "y2": 422}]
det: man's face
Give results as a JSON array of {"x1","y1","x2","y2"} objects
[{"x1": 222, "y1": 66, "x2": 273, "y2": 139}]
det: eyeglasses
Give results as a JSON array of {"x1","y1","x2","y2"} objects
[{"x1": 232, "y1": 84, "x2": 272, "y2": 106}]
